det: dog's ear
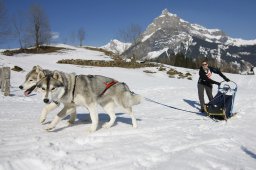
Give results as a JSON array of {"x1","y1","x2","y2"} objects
[
  {"x1": 37, "y1": 71, "x2": 45, "y2": 81},
  {"x1": 35, "y1": 65, "x2": 43, "y2": 73},
  {"x1": 32, "y1": 65, "x2": 43, "y2": 73},
  {"x1": 53, "y1": 71, "x2": 63, "y2": 82}
]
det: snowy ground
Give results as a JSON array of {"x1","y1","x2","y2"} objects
[{"x1": 0, "y1": 45, "x2": 256, "y2": 170}]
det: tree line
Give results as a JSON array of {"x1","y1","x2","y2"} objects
[
  {"x1": 0, "y1": 0, "x2": 143, "y2": 50},
  {"x1": 151, "y1": 52, "x2": 240, "y2": 73},
  {"x1": 0, "y1": 0, "x2": 85, "y2": 49}
]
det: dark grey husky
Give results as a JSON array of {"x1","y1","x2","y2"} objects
[
  {"x1": 19, "y1": 66, "x2": 76, "y2": 124},
  {"x1": 36, "y1": 70, "x2": 142, "y2": 132}
]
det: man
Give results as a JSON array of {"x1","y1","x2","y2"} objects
[{"x1": 198, "y1": 60, "x2": 230, "y2": 112}]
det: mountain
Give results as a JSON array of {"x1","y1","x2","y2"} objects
[
  {"x1": 122, "y1": 9, "x2": 256, "y2": 73},
  {"x1": 101, "y1": 39, "x2": 131, "y2": 54}
]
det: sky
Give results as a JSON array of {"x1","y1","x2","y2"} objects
[{"x1": 1, "y1": 0, "x2": 256, "y2": 48}]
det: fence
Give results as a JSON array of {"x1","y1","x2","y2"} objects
[{"x1": 0, "y1": 67, "x2": 11, "y2": 96}]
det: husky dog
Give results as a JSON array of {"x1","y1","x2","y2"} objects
[
  {"x1": 19, "y1": 65, "x2": 46, "y2": 96},
  {"x1": 19, "y1": 66, "x2": 77, "y2": 124},
  {"x1": 36, "y1": 70, "x2": 142, "y2": 132}
]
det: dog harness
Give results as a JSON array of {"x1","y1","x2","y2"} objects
[
  {"x1": 71, "y1": 75, "x2": 118, "y2": 102},
  {"x1": 71, "y1": 75, "x2": 78, "y2": 103},
  {"x1": 99, "y1": 80, "x2": 118, "y2": 97}
]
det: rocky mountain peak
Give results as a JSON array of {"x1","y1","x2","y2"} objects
[
  {"x1": 122, "y1": 9, "x2": 256, "y2": 73},
  {"x1": 161, "y1": 9, "x2": 177, "y2": 17}
]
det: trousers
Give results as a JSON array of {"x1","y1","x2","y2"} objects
[{"x1": 197, "y1": 83, "x2": 213, "y2": 109}]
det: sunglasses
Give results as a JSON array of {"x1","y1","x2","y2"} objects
[{"x1": 202, "y1": 63, "x2": 208, "y2": 66}]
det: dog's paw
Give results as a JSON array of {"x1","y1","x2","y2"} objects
[
  {"x1": 88, "y1": 126, "x2": 97, "y2": 133},
  {"x1": 132, "y1": 124, "x2": 138, "y2": 128},
  {"x1": 45, "y1": 126, "x2": 54, "y2": 131},
  {"x1": 39, "y1": 117, "x2": 46, "y2": 124},
  {"x1": 67, "y1": 120, "x2": 75, "y2": 126},
  {"x1": 67, "y1": 120, "x2": 75, "y2": 125},
  {"x1": 102, "y1": 123, "x2": 111, "y2": 129}
]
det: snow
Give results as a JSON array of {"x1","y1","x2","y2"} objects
[
  {"x1": 226, "y1": 38, "x2": 256, "y2": 46},
  {"x1": 160, "y1": 9, "x2": 177, "y2": 17},
  {"x1": 190, "y1": 28, "x2": 222, "y2": 42},
  {"x1": 146, "y1": 48, "x2": 168, "y2": 59},
  {"x1": 1, "y1": 45, "x2": 256, "y2": 170},
  {"x1": 179, "y1": 18, "x2": 188, "y2": 23},
  {"x1": 142, "y1": 32, "x2": 155, "y2": 42},
  {"x1": 191, "y1": 23, "x2": 209, "y2": 32},
  {"x1": 101, "y1": 39, "x2": 131, "y2": 54},
  {"x1": 239, "y1": 52, "x2": 251, "y2": 55}
]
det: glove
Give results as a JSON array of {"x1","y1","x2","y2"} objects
[
  {"x1": 216, "y1": 82, "x2": 221, "y2": 86},
  {"x1": 224, "y1": 78, "x2": 230, "y2": 82}
]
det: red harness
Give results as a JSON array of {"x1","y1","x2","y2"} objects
[{"x1": 99, "y1": 80, "x2": 118, "y2": 97}]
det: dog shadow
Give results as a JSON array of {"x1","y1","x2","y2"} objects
[
  {"x1": 51, "y1": 112, "x2": 141, "y2": 132},
  {"x1": 75, "y1": 113, "x2": 141, "y2": 126}
]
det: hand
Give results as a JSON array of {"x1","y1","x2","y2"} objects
[{"x1": 216, "y1": 82, "x2": 221, "y2": 86}]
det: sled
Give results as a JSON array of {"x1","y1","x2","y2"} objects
[{"x1": 204, "y1": 81, "x2": 237, "y2": 120}]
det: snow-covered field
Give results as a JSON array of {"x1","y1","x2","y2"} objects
[{"x1": 0, "y1": 45, "x2": 256, "y2": 170}]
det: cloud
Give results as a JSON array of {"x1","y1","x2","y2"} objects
[{"x1": 51, "y1": 32, "x2": 60, "y2": 39}]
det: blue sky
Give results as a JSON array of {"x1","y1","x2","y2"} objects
[{"x1": 2, "y1": 0, "x2": 256, "y2": 48}]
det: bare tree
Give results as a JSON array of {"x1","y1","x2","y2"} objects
[
  {"x1": 0, "y1": 0, "x2": 9, "y2": 43},
  {"x1": 68, "y1": 31, "x2": 77, "y2": 45},
  {"x1": 26, "y1": 4, "x2": 51, "y2": 48},
  {"x1": 78, "y1": 27, "x2": 85, "y2": 47},
  {"x1": 118, "y1": 23, "x2": 143, "y2": 43},
  {"x1": 12, "y1": 11, "x2": 26, "y2": 49}
]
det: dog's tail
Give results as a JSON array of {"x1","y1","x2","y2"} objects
[
  {"x1": 121, "y1": 83, "x2": 142, "y2": 108},
  {"x1": 122, "y1": 91, "x2": 142, "y2": 108}
]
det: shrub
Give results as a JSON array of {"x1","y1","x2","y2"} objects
[
  {"x1": 2, "y1": 46, "x2": 67, "y2": 56},
  {"x1": 143, "y1": 70, "x2": 156, "y2": 74},
  {"x1": 57, "y1": 59, "x2": 158, "y2": 68},
  {"x1": 167, "y1": 68, "x2": 179, "y2": 76},
  {"x1": 167, "y1": 68, "x2": 192, "y2": 80},
  {"x1": 158, "y1": 65, "x2": 166, "y2": 71},
  {"x1": 11, "y1": 66, "x2": 23, "y2": 72}
]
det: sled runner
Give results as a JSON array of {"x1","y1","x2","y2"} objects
[{"x1": 204, "y1": 81, "x2": 237, "y2": 120}]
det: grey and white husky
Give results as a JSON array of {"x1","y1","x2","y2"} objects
[
  {"x1": 36, "y1": 70, "x2": 142, "y2": 132},
  {"x1": 19, "y1": 65, "x2": 76, "y2": 124}
]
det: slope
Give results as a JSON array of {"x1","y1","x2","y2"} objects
[{"x1": 0, "y1": 45, "x2": 256, "y2": 170}]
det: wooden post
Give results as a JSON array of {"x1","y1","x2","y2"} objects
[
  {"x1": 4, "y1": 79, "x2": 10, "y2": 96},
  {"x1": 2, "y1": 67, "x2": 10, "y2": 96},
  {"x1": 1, "y1": 68, "x2": 4, "y2": 92},
  {"x1": 0, "y1": 67, "x2": 2, "y2": 89}
]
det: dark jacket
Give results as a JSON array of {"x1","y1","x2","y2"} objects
[{"x1": 198, "y1": 66, "x2": 228, "y2": 88}]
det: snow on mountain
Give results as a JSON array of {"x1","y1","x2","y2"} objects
[
  {"x1": 122, "y1": 9, "x2": 256, "y2": 72},
  {"x1": 101, "y1": 39, "x2": 131, "y2": 54},
  {"x1": 226, "y1": 38, "x2": 256, "y2": 46},
  {"x1": 0, "y1": 46, "x2": 256, "y2": 170}
]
